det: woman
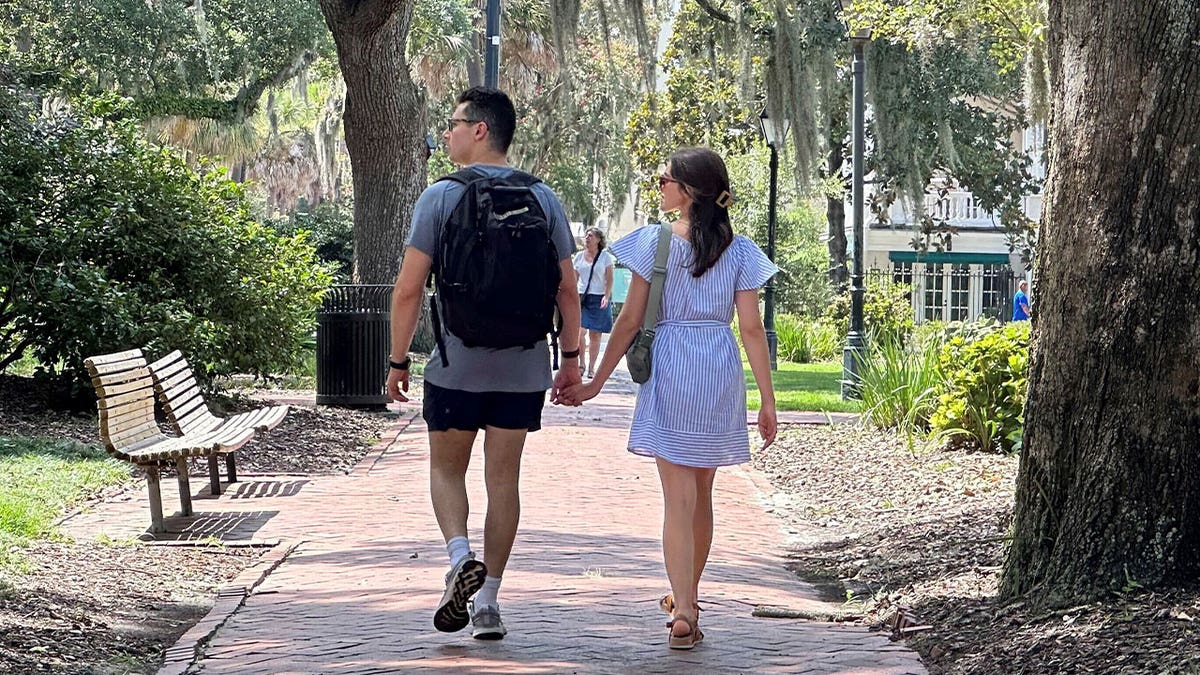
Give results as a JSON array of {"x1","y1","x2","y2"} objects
[
  {"x1": 561, "y1": 148, "x2": 778, "y2": 649},
  {"x1": 572, "y1": 227, "x2": 615, "y2": 378}
]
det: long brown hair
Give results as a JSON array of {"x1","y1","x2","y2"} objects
[{"x1": 667, "y1": 147, "x2": 734, "y2": 277}]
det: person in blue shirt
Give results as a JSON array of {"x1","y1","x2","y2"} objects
[{"x1": 1012, "y1": 279, "x2": 1031, "y2": 320}]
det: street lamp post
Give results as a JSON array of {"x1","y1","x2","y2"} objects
[
  {"x1": 758, "y1": 108, "x2": 790, "y2": 371},
  {"x1": 839, "y1": 1, "x2": 870, "y2": 399},
  {"x1": 484, "y1": 0, "x2": 501, "y2": 87}
]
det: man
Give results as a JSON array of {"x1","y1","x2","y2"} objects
[
  {"x1": 1012, "y1": 279, "x2": 1032, "y2": 321},
  {"x1": 386, "y1": 87, "x2": 582, "y2": 641}
]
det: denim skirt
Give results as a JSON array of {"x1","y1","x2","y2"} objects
[{"x1": 580, "y1": 293, "x2": 613, "y2": 333}]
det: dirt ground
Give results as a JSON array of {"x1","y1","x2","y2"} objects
[
  {"x1": 753, "y1": 424, "x2": 1200, "y2": 675},
  {"x1": 0, "y1": 374, "x2": 395, "y2": 674}
]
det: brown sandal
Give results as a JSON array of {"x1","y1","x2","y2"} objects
[
  {"x1": 667, "y1": 615, "x2": 700, "y2": 650},
  {"x1": 660, "y1": 593, "x2": 705, "y2": 644}
]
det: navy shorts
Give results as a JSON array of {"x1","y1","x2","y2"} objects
[{"x1": 422, "y1": 381, "x2": 546, "y2": 432}]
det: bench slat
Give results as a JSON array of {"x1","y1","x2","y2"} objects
[
  {"x1": 96, "y1": 382, "x2": 157, "y2": 412},
  {"x1": 108, "y1": 424, "x2": 161, "y2": 450},
  {"x1": 94, "y1": 376, "x2": 157, "y2": 399},
  {"x1": 98, "y1": 400, "x2": 156, "y2": 428},
  {"x1": 84, "y1": 348, "x2": 145, "y2": 369},
  {"x1": 179, "y1": 411, "x2": 220, "y2": 436},
  {"x1": 105, "y1": 412, "x2": 159, "y2": 438},
  {"x1": 86, "y1": 357, "x2": 147, "y2": 379},
  {"x1": 224, "y1": 405, "x2": 290, "y2": 433},
  {"x1": 128, "y1": 426, "x2": 255, "y2": 457},
  {"x1": 159, "y1": 381, "x2": 203, "y2": 411},
  {"x1": 148, "y1": 351, "x2": 189, "y2": 380},
  {"x1": 169, "y1": 395, "x2": 216, "y2": 431},
  {"x1": 90, "y1": 365, "x2": 154, "y2": 391},
  {"x1": 156, "y1": 366, "x2": 195, "y2": 394}
]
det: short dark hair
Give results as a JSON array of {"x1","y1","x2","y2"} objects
[{"x1": 457, "y1": 87, "x2": 516, "y2": 153}]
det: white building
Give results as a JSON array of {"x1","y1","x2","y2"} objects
[{"x1": 856, "y1": 124, "x2": 1045, "y2": 322}]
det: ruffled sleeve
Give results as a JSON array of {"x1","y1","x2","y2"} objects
[
  {"x1": 734, "y1": 236, "x2": 780, "y2": 291},
  {"x1": 609, "y1": 224, "x2": 662, "y2": 282}
]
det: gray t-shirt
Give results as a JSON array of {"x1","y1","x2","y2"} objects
[{"x1": 406, "y1": 164, "x2": 575, "y2": 393}]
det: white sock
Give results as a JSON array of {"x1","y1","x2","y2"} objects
[
  {"x1": 447, "y1": 536, "x2": 470, "y2": 567},
  {"x1": 473, "y1": 576, "x2": 502, "y2": 609}
]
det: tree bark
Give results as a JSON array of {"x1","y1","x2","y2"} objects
[
  {"x1": 1000, "y1": 0, "x2": 1200, "y2": 607},
  {"x1": 319, "y1": 0, "x2": 426, "y2": 284}
]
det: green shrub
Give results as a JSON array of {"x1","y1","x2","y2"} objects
[
  {"x1": 824, "y1": 277, "x2": 915, "y2": 346},
  {"x1": 857, "y1": 335, "x2": 943, "y2": 435},
  {"x1": 0, "y1": 93, "x2": 332, "y2": 394},
  {"x1": 775, "y1": 314, "x2": 841, "y2": 363},
  {"x1": 929, "y1": 320, "x2": 1030, "y2": 452},
  {"x1": 266, "y1": 200, "x2": 354, "y2": 283}
]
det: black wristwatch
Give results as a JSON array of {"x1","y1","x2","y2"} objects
[
  {"x1": 560, "y1": 348, "x2": 580, "y2": 359},
  {"x1": 389, "y1": 356, "x2": 412, "y2": 371}
]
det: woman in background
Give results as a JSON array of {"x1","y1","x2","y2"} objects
[{"x1": 572, "y1": 227, "x2": 615, "y2": 378}]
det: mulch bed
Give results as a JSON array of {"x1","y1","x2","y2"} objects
[
  {"x1": 753, "y1": 425, "x2": 1200, "y2": 674},
  {"x1": 0, "y1": 541, "x2": 260, "y2": 674},
  {"x1": 0, "y1": 373, "x2": 403, "y2": 673}
]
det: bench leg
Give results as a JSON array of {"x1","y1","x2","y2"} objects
[
  {"x1": 175, "y1": 457, "x2": 193, "y2": 517},
  {"x1": 146, "y1": 466, "x2": 165, "y2": 534},
  {"x1": 208, "y1": 455, "x2": 222, "y2": 496},
  {"x1": 226, "y1": 452, "x2": 237, "y2": 484}
]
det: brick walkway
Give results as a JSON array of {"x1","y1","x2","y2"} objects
[{"x1": 64, "y1": 376, "x2": 924, "y2": 675}]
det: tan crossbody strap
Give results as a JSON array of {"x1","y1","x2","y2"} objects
[{"x1": 642, "y1": 224, "x2": 672, "y2": 333}]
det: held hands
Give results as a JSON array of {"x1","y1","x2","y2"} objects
[
  {"x1": 550, "y1": 361, "x2": 583, "y2": 405},
  {"x1": 559, "y1": 380, "x2": 602, "y2": 406},
  {"x1": 757, "y1": 404, "x2": 777, "y2": 449}
]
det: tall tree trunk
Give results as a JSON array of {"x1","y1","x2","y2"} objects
[
  {"x1": 1000, "y1": 0, "x2": 1200, "y2": 607},
  {"x1": 826, "y1": 139, "x2": 848, "y2": 289},
  {"x1": 319, "y1": 0, "x2": 426, "y2": 284},
  {"x1": 465, "y1": 0, "x2": 486, "y2": 87}
]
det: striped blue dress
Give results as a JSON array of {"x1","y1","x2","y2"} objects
[{"x1": 609, "y1": 225, "x2": 780, "y2": 468}]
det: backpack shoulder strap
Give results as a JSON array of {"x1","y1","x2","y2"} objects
[
  {"x1": 501, "y1": 169, "x2": 543, "y2": 188},
  {"x1": 437, "y1": 166, "x2": 488, "y2": 185}
]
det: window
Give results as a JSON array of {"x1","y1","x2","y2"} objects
[
  {"x1": 949, "y1": 264, "x2": 970, "y2": 321},
  {"x1": 892, "y1": 261, "x2": 914, "y2": 303},
  {"x1": 981, "y1": 264, "x2": 1007, "y2": 318},
  {"x1": 922, "y1": 263, "x2": 944, "y2": 322}
]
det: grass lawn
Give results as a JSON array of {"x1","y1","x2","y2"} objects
[
  {"x1": 0, "y1": 437, "x2": 131, "y2": 570},
  {"x1": 745, "y1": 360, "x2": 861, "y2": 413}
]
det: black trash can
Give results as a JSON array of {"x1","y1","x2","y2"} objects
[{"x1": 316, "y1": 284, "x2": 393, "y2": 407}]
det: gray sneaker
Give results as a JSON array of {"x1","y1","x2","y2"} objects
[
  {"x1": 470, "y1": 602, "x2": 508, "y2": 640},
  {"x1": 433, "y1": 554, "x2": 487, "y2": 633}
]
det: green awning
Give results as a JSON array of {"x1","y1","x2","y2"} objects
[{"x1": 887, "y1": 251, "x2": 1011, "y2": 265}]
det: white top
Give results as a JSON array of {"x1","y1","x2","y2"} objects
[{"x1": 573, "y1": 250, "x2": 615, "y2": 295}]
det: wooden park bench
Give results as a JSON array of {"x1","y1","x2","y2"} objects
[
  {"x1": 84, "y1": 348, "x2": 288, "y2": 533},
  {"x1": 147, "y1": 350, "x2": 288, "y2": 490}
]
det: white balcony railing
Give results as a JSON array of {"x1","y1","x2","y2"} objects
[{"x1": 885, "y1": 190, "x2": 1042, "y2": 228}]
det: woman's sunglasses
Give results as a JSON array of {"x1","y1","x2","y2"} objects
[{"x1": 658, "y1": 174, "x2": 680, "y2": 188}]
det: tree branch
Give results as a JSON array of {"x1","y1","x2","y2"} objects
[
  {"x1": 0, "y1": 335, "x2": 34, "y2": 372},
  {"x1": 694, "y1": 0, "x2": 734, "y2": 24},
  {"x1": 133, "y1": 50, "x2": 318, "y2": 122},
  {"x1": 230, "y1": 50, "x2": 318, "y2": 121}
]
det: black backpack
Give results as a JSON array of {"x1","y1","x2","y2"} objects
[{"x1": 429, "y1": 167, "x2": 563, "y2": 367}]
